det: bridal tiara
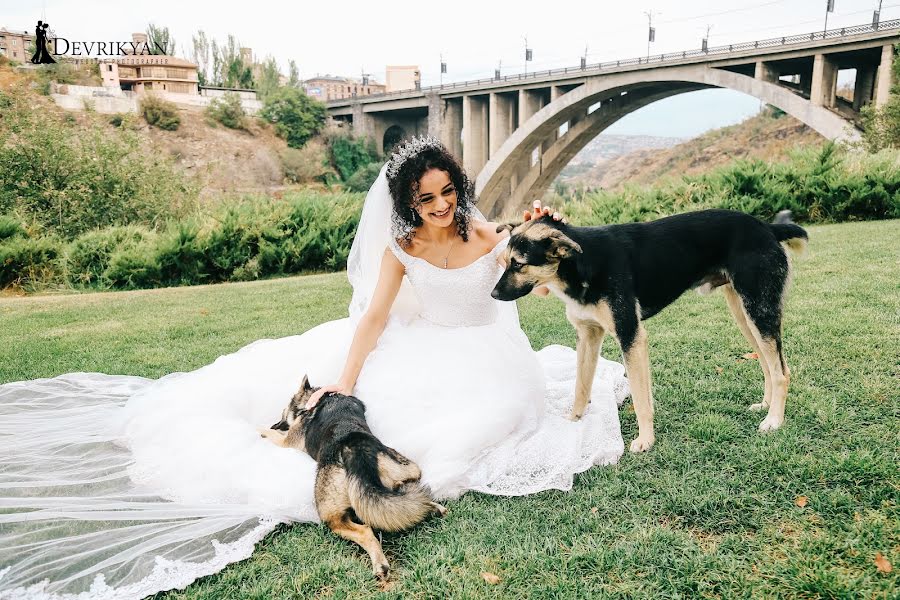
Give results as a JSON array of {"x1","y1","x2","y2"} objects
[{"x1": 386, "y1": 135, "x2": 444, "y2": 179}]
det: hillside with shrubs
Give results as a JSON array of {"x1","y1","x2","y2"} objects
[{"x1": 1, "y1": 48, "x2": 899, "y2": 294}]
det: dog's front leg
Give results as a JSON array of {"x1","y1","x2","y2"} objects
[
  {"x1": 258, "y1": 428, "x2": 287, "y2": 447},
  {"x1": 570, "y1": 320, "x2": 605, "y2": 420},
  {"x1": 622, "y1": 325, "x2": 655, "y2": 452}
]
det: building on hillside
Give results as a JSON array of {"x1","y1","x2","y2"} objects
[
  {"x1": 385, "y1": 65, "x2": 420, "y2": 92},
  {"x1": 303, "y1": 75, "x2": 386, "y2": 101},
  {"x1": 0, "y1": 25, "x2": 56, "y2": 62},
  {"x1": 99, "y1": 33, "x2": 199, "y2": 94}
]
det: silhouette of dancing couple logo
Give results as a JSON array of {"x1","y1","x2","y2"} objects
[{"x1": 31, "y1": 20, "x2": 56, "y2": 65}]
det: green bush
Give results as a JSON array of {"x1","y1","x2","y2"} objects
[
  {"x1": 0, "y1": 235, "x2": 62, "y2": 288},
  {"x1": 559, "y1": 143, "x2": 900, "y2": 226},
  {"x1": 0, "y1": 86, "x2": 197, "y2": 239},
  {"x1": 104, "y1": 240, "x2": 162, "y2": 289},
  {"x1": 155, "y1": 222, "x2": 205, "y2": 286},
  {"x1": 0, "y1": 215, "x2": 24, "y2": 241},
  {"x1": 345, "y1": 162, "x2": 383, "y2": 192},
  {"x1": 259, "y1": 87, "x2": 326, "y2": 148},
  {"x1": 66, "y1": 226, "x2": 157, "y2": 287},
  {"x1": 326, "y1": 131, "x2": 378, "y2": 181},
  {"x1": 205, "y1": 92, "x2": 246, "y2": 130},
  {"x1": 140, "y1": 94, "x2": 181, "y2": 130}
]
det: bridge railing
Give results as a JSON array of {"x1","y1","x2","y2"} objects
[{"x1": 326, "y1": 19, "x2": 900, "y2": 106}]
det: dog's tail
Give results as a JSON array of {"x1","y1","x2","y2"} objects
[
  {"x1": 770, "y1": 210, "x2": 808, "y2": 255},
  {"x1": 343, "y1": 438, "x2": 436, "y2": 532}
]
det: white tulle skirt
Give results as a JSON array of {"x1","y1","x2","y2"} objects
[{"x1": 0, "y1": 315, "x2": 628, "y2": 599}]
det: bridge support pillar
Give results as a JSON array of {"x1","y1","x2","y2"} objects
[
  {"x1": 875, "y1": 44, "x2": 895, "y2": 107},
  {"x1": 351, "y1": 103, "x2": 375, "y2": 146},
  {"x1": 854, "y1": 66, "x2": 877, "y2": 110},
  {"x1": 463, "y1": 95, "x2": 489, "y2": 176},
  {"x1": 754, "y1": 61, "x2": 778, "y2": 83},
  {"x1": 810, "y1": 53, "x2": 837, "y2": 107},
  {"x1": 441, "y1": 97, "x2": 463, "y2": 161},
  {"x1": 518, "y1": 89, "x2": 543, "y2": 127},
  {"x1": 489, "y1": 92, "x2": 516, "y2": 158}
]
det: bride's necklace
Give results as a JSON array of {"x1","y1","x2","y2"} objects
[{"x1": 441, "y1": 235, "x2": 457, "y2": 269}]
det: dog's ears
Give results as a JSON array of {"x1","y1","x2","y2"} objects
[
  {"x1": 496, "y1": 223, "x2": 516, "y2": 234},
  {"x1": 270, "y1": 419, "x2": 290, "y2": 431},
  {"x1": 299, "y1": 374, "x2": 311, "y2": 392},
  {"x1": 548, "y1": 230, "x2": 582, "y2": 258}
]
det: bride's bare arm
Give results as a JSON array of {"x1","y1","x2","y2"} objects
[{"x1": 306, "y1": 249, "x2": 403, "y2": 407}]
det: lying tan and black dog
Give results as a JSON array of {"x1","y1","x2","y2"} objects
[
  {"x1": 260, "y1": 376, "x2": 446, "y2": 580},
  {"x1": 492, "y1": 209, "x2": 807, "y2": 453}
]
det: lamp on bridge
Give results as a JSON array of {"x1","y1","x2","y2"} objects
[
  {"x1": 873, "y1": 0, "x2": 883, "y2": 27},
  {"x1": 523, "y1": 35, "x2": 532, "y2": 75},
  {"x1": 824, "y1": 0, "x2": 835, "y2": 33},
  {"x1": 440, "y1": 54, "x2": 446, "y2": 86},
  {"x1": 644, "y1": 10, "x2": 657, "y2": 59}
]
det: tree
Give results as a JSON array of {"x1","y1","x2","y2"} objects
[
  {"x1": 288, "y1": 60, "x2": 301, "y2": 89},
  {"x1": 145, "y1": 23, "x2": 175, "y2": 55},
  {"x1": 191, "y1": 31, "x2": 211, "y2": 86},
  {"x1": 259, "y1": 87, "x2": 326, "y2": 148},
  {"x1": 256, "y1": 57, "x2": 281, "y2": 100}
]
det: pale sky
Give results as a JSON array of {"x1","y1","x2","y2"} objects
[{"x1": 6, "y1": 0, "x2": 895, "y2": 136}]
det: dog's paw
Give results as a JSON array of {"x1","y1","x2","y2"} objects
[
  {"x1": 629, "y1": 435, "x2": 655, "y2": 453},
  {"x1": 373, "y1": 561, "x2": 390, "y2": 581},
  {"x1": 758, "y1": 415, "x2": 784, "y2": 432},
  {"x1": 430, "y1": 502, "x2": 449, "y2": 517},
  {"x1": 568, "y1": 409, "x2": 586, "y2": 421},
  {"x1": 748, "y1": 402, "x2": 768, "y2": 412}
]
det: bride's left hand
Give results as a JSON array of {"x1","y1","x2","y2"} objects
[{"x1": 523, "y1": 200, "x2": 566, "y2": 223}]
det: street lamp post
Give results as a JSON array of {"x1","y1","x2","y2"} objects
[
  {"x1": 523, "y1": 36, "x2": 532, "y2": 75},
  {"x1": 644, "y1": 10, "x2": 656, "y2": 59}
]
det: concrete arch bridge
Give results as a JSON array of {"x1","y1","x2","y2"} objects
[{"x1": 327, "y1": 21, "x2": 899, "y2": 217}]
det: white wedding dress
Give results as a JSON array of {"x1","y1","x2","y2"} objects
[{"x1": 0, "y1": 167, "x2": 629, "y2": 600}]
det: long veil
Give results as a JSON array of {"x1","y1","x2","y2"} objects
[
  {"x1": 1, "y1": 161, "x2": 512, "y2": 599},
  {"x1": 0, "y1": 161, "x2": 527, "y2": 599}
]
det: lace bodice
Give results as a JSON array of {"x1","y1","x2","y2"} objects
[{"x1": 388, "y1": 236, "x2": 509, "y2": 327}]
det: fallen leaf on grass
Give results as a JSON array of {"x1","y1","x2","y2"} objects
[
  {"x1": 741, "y1": 352, "x2": 759, "y2": 360},
  {"x1": 795, "y1": 496, "x2": 808, "y2": 508},
  {"x1": 481, "y1": 572, "x2": 501, "y2": 584},
  {"x1": 715, "y1": 366, "x2": 724, "y2": 374},
  {"x1": 379, "y1": 580, "x2": 395, "y2": 592},
  {"x1": 875, "y1": 552, "x2": 892, "y2": 574},
  {"x1": 199, "y1": 308, "x2": 209, "y2": 316}
]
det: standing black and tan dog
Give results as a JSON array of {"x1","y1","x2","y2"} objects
[
  {"x1": 260, "y1": 376, "x2": 446, "y2": 579},
  {"x1": 492, "y1": 209, "x2": 807, "y2": 453}
]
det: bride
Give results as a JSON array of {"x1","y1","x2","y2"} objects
[{"x1": 0, "y1": 135, "x2": 629, "y2": 599}]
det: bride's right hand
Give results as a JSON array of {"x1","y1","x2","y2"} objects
[{"x1": 306, "y1": 383, "x2": 349, "y2": 409}]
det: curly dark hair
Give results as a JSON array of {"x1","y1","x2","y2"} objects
[{"x1": 386, "y1": 141, "x2": 477, "y2": 246}]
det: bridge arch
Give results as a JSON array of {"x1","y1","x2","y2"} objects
[{"x1": 475, "y1": 66, "x2": 860, "y2": 218}]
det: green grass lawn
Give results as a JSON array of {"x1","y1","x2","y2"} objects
[{"x1": 2, "y1": 219, "x2": 898, "y2": 599}]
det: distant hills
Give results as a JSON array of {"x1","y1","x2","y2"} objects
[{"x1": 556, "y1": 110, "x2": 825, "y2": 191}]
